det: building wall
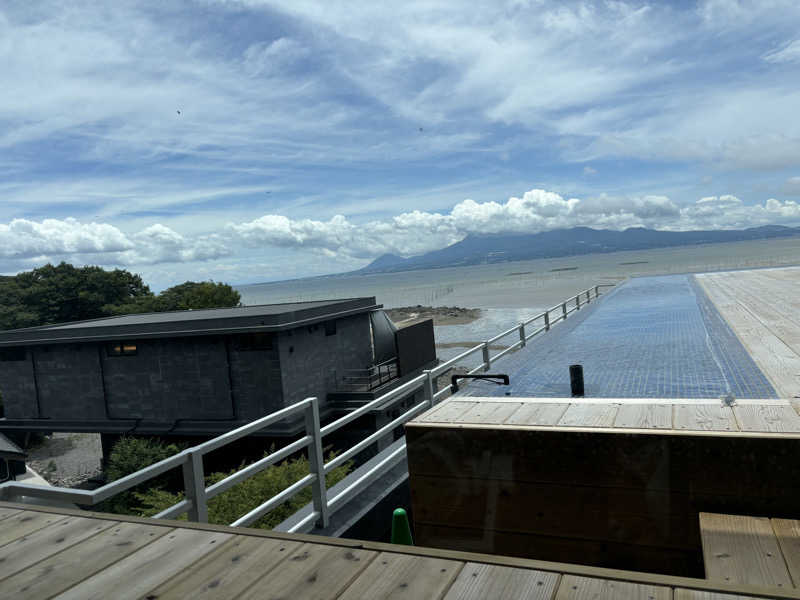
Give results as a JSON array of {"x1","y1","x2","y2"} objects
[
  {"x1": 34, "y1": 344, "x2": 106, "y2": 420},
  {"x1": 278, "y1": 313, "x2": 374, "y2": 408},
  {"x1": 227, "y1": 334, "x2": 284, "y2": 420},
  {"x1": 0, "y1": 351, "x2": 38, "y2": 419},
  {"x1": 102, "y1": 337, "x2": 233, "y2": 421}
]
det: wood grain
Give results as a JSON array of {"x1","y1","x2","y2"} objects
[
  {"x1": 417, "y1": 400, "x2": 478, "y2": 423},
  {"x1": 0, "y1": 522, "x2": 169, "y2": 600},
  {"x1": 0, "y1": 516, "x2": 115, "y2": 581},
  {"x1": 771, "y1": 518, "x2": 800, "y2": 587},
  {"x1": 237, "y1": 543, "x2": 375, "y2": 600},
  {"x1": 733, "y1": 405, "x2": 800, "y2": 433},
  {"x1": 454, "y1": 402, "x2": 524, "y2": 424},
  {"x1": 338, "y1": 551, "x2": 462, "y2": 599},
  {"x1": 699, "y1": 512, "x2": 792, "y2": 589},
  {"x1": 673, "y1": 405, "x2": 737, "y2": 432},
  {"x1": 674, "y1": 590, "x2": 764, "y2": 599},
  {"x1": 614, "y1": 404, "x2": 673, "y2": 429},
  {"x1": 504, "y1": 403, "x2": 570, "y2": 426},
  {"x1": 443, "y1": 562, "x2": 559, "y2": 599},
  {"x1": 0, "y1": 510, "x2": 69, "y2": 548},
  {"x1": 555, "y1": 574, "x2": 671, "y2": 599},
  {"x1": 557, "y1": 403, "x2": 619, "y2": 427},
  {"x1": 150, "y1": 534, "x2": 302, "y2": 600},
  {"x1": 53, "y1": 527, "x2": 231, "y2": 600}
]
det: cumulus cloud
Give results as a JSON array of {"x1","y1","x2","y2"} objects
[
  {"x1": 227, "y1": 189, "x2": 800, "y2": 260},
  {"x1": 0, "y1": 218, "x2": 230, "y2": 266}
]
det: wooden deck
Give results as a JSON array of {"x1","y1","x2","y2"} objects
[
  {"x1": 696, "y1": 267, "x2": 800, "y2": 400},
  {"x1": 2, "y1": 503, "x2": 800, "y2": 599},
  {"x1": 413, "y1": 396, "x2": 800, "y2": 433}
]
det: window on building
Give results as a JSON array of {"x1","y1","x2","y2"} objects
[
  {"x1": 234, "y1": 333, "x2": 273, "y2": 351},
  {"x1": 107, "y1": 342, "x2": 138, "y2": 357},
  {"x1": 0, "y1": 347, "x2": 26, "y2": 362},
  {"x1": 325, "y1": 320, "x2": 337, "y2": 336}
]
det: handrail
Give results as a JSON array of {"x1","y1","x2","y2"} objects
[{"x1": 0, "y1": 282, "x2": 611, "y2": 533}]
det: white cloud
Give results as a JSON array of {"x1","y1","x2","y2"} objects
[
  {"x1": 763, "y1": 39, "x2": 800, "y2": 63},
  {"x1": 583, "y1": 166, "x2": 597, "y2": 175}
]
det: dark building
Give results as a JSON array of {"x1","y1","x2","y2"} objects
[{"x1": 0, "y1": 298, "x2": 436, "y2": 438}]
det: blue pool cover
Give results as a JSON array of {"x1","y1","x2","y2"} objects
[{"x1": 459, "y1": 274, "x2": 777, "y2": 399}]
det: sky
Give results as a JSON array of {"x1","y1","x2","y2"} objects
[{"x1": 3, "y1": 0, "x2": 800, "y2": 289}]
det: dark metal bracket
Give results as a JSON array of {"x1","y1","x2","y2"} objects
[{"x1": 450, "y1": 373, "x2": 510, "y2": 393}]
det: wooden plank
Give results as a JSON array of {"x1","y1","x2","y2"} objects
[
  {"x1": 0, "y1": 515, "x2": 115, "y2": 582},
  {"x1": 504, "y1": 403, "x2": 570, "y2": 426},
  {"x1": 237, "y1": 543, "x2": 375, "y2": 600},
  {"x1": 0, "y1": 510, "x2": 69, "y2": 548},
  {"x1": 338, "y1": 551, "x2": 462, "y2": 599},
  {"x1": 699, "y1": 513, "x2": 792, "y2": 589},
  {"x1": 1, "y1": 522, "x2": 170, "y2": 600},
  {"x1": 674, "y1": 590, "x2": 764, "y2": 599},
  {"x1": 54, "y1": 527, "x2": 232, "y2": 600},
  {"x1": 557, "y1": 403, "x2": 619, "y2": 427},
  {"x1": 0, "y1": 506, "x2": 21, "y2": 521},
  {"x1": 673, "y1": 405, "x2": 737, "y2": 432},
  {"x1": 417, "y1": 401, "x2": 478, "y2": 423},
  {"x1": 733, "y1": 405, "x2": 800, "y2": 433},
  {"x1": 454, "y1": 402, "x2": 524, "y2": 424},
  {"x1": 443, "y1": 562, "x2": 559, "y2": 599},
  {"x1": 150, "y1": 534, "x2": 303, "y2": 600},
  {"x1": 771, "y1": 518, "x2": 800, "y2": 587},
  {"x1": 614, "y1": 404, "x2": 673, "y2": 429},
  {"x1": 555, "y1": 574, "x2": 671, "y2": 599}
]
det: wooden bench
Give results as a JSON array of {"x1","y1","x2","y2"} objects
[{"x1": 700, "y1": 512, "x2": 800, "y2": 590}]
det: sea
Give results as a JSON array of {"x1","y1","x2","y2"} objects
[{"x1": 236, "y1": 237, "x2": 800, "y2": 362}]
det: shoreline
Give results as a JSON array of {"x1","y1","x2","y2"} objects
[{"x1": 385, "y1": 306, "x2": 482, "y2": 326}]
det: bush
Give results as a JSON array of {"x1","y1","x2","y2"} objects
[
  {"x1": 134, "y1": 450, "x2": 351, "y2": 529},
  {"x1": 96, "y1": 436, "x2": 186, "y2": 514}
]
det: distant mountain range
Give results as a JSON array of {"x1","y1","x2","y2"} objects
[{"x1": 356, "y1": 225, "x2": 800, "y2": 274}]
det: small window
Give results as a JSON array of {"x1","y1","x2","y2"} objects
[
  {"x1": 107, "y1": 342, "x2": 137, "y2": 357},
  {"x1": 0, "y1": 347, "x2": 26, "y2": 362},
  {"x1": 234, "y1": 333, "x2": 273, "y2": 351},
  {"x1": 325, "y1": 321, "x2": 337, "y2": 336}
]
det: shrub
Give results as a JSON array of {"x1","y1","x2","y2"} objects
[{"x1": 134, "y1": 450, "x2": 351, "y2": 529}]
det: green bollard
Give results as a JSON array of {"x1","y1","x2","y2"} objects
[{"x1": 390, "y1": 508, "x2": 414, "y2": 546}]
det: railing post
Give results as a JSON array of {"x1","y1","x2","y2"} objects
[
  {"x1": 586, "y1": 290, "x2": 591, "y2": 303},
  {"x1": 562, "y1": 302, "x2": 568, "y2": 320},
  {"x1": 544, "y1": 310, "x2": 550, "y2": 331},
  {"x1": 482, "y1": 342, "x2": 491, "y2": 372},
  {"x1": 518, "y1": 323, "x2": 526, "y2": 347},
  {"x1": 305, "y1": 397, "x2": 330, "y2": 528},
  {"x1": 182, "y1": 450, "x2": 208, "y2": 523},
  {"x1": 423, "y1": 369, "x2": 435, "y2": 408},
  {"x1": 576, "y1": 294, "x2": 581, "y2": 310},
  {"x1": 595, "y1": 285, "x2": 600, "y2": 298}
]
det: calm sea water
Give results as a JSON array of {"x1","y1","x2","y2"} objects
[{"x1": 237, "y1": 238, "x2": 800, "y2": 362}]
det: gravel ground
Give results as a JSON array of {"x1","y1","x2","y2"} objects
[{"x1": 27, "y1": 432, "x2": 103, "y2": 487}]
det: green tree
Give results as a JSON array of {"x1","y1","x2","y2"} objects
[{"x1": 154, "y1": 281, "x2": 241, "y2": 311}]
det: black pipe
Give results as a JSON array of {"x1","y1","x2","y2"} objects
[{"x1": 570, "y1": 364, "x2": 584, "y2": 397}]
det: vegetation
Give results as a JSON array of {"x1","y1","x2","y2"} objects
[
  {"x1": 0, "y1": 262, "x2": 241, "y2": 331},
  {"x1": 101, "y1": 436, "x2": 351, "y2": 529}
]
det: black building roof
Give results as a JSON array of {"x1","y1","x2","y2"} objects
[
  {"x1": 0, "y1": 433, "x2": 26, "y2": 460},
  {"x1": 0, "y1": 298, "x2": 380, "y2": 346}
]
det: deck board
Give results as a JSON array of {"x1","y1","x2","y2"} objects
[
  {"x1": 504, "y1": 402, "x2": 570, "y2": 426},
  {"x1": 557, "y1": 403, "x2": 619, "y2": 427},
  {"x1": 0, "y1": 522, "x2": 170, "y2": 600},
  {"x1": 614, "y1": 404, "x2": 673, "y2": 429},
  {"x1": 338, "y1": 552, "x2": 462, "y2": 599},
  {"x1": 149, "y1": 534, "x2": 303, "y2": 600},
  {"x1": 0, "y1": 515, "x2": 115, "y2": 582},
  {"x1": 732, "y1": 405, "x2": 800, "y2": 433},
  {"x1": 455, "y1": 401, "x2": 524, "y2": 424},
  {"x1": 696, "y1": 269, "x2": 800, "y2": 398},
  {"x1": 555, "y1": 574, "x2": 671, "y2": 599},
  {"x1": 673, "y1": 405, "x2": 737, "y2": 432},
  {"x1": 0, "y1": 510, "x2": 69, "y2": 547},
  {"x1": 771, "y1": 519, "x2": 800, "y2": 587},
  {"x1": 417, "y1": 400, "x2": 478, "y2": 423},
  {"x1": 237, "y1": 542, "x2": 376, "y2": 600},
  {"x1": 699, "y1": 513, "x2": 792, "y2": 589},
  {"x1": 443, "y1": 563, "x2": 560, "y2": 599},
  {"x1": 53, "y1": 528, "x2": 232, "y2": 600},
  {"x1": 675, "y1": 591, "x2": 765, "y2": 599}
]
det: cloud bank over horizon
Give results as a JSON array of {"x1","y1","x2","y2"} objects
[{"x1": 4, "y1": 189, "x2": 800, "y2": 278}]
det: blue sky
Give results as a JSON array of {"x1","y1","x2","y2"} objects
[{"x1": 3, "y1": 0, "x2": 800, "y2": 289}]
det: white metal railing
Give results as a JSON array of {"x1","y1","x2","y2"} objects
[{"x1": 0, "y1": 283, "x2": 612, "y2": 533}]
